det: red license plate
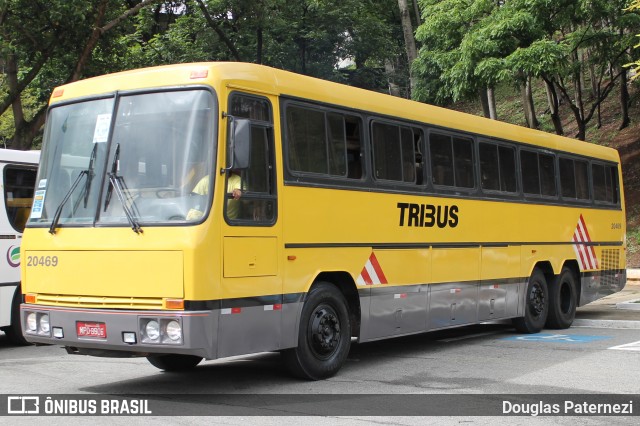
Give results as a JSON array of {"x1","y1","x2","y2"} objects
[{"x1": 76, "y1": 322, "x2": 107, "y2": 339}]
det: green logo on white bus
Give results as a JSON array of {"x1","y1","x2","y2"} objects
[{"x1": 7, "y1": 245, "x2": 20, "y2": 268}]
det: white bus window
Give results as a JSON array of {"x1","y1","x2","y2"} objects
[{"x1": 3, "y1": 166, "x2": 37, "y2": 232}]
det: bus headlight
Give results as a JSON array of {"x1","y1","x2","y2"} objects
[
  {"x1": 140, "y1": 317, "x2": 183, "y2": 345},
  {"x1": 39, "y1": 314, "x2": 50, "y2": 335},
  {"x1": 164, "y1": 320, "x2": 182, "y2": 342},
  {"x1": 26, "y1": 312, "x2": 37, "y2": 333},
  {"x1": 145, "y1": 320, "x2": 160, "y2": 341}
]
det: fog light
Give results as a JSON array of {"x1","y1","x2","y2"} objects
[
  {"x1": 39, "y1": 314, "x2": 50, "y2": 335},
  {"x1": 53, "y1": 327, "x2": 64, "y2": 338},
  {"x1": 26, "y1": 312, "x2": 37, "y2": 332},
  {"x1": 145, "y1": 320, "x2": 160, "y2": 340},
  {"x1": 165, "y1": 320, "x2": 182, "y2": 342},
  {"x1": 122, "y1": 332, "x2": 137, "y2": 344}
]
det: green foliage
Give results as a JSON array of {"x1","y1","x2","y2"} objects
[{"x1": 628, "y1": 0, "x2": 640, "y2": 80}]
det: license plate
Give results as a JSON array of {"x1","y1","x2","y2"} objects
[{"x1": 76, "y1": 322, "x2": 107, "y2": 339}]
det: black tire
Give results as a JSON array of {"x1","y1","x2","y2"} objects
[
  {"x1": 282, "y1": 282, "x2": 351, "y2": 380},
  {"x1": 4, "y1": 285, "x2": 31, "y2": 346},
  {"x1": 146, "y1": 354, "x2": 203, "y2": 371},
  {"x1": 546, "y1": 267, "x2": 578, "y2": 329},
  {"x1": 512, "y1": 269, "x2": 549, "y2": 334}
]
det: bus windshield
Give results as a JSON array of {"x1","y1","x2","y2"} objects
[{"x1": 29, "y1": 89, "x2": 216, "y2": 228}]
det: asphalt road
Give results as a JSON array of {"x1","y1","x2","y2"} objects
[{"x1": 1, "y1": 318, "x2": 639, "y2": 425}]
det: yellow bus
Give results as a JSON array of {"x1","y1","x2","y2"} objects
[{"x1": 21, "y1": 63, "x2": 625, "y2": 379}]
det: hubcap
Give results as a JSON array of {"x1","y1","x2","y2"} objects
[
  {"x1": 529, "y1": 281, "x2": 545, "y2": 318},
  {"x1": 308, "y1": 305, "x2": 341, "y2": 359}
]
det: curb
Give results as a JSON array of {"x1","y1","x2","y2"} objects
[
  {"x1": 627, "y1": 269, "x2": 640, "y2": 282},
  {"x1": 616, "y1": 299, "x2": 640, "y2": 310},
  {"x1": 573, "y1": 319, "x2": 640, "y2": 329}
]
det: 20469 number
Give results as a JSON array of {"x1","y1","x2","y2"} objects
[{"x1": 27, "y1": 255, "x2": 59, "y2": 267}]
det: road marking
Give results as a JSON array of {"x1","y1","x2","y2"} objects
[
  {"x1": 502, "y1": 333, "x2": 611, "y2": 343},
  {"x1": 609, "y1": 340, "x2": 640, "y2": 351}
]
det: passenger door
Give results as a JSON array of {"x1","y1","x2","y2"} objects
[{"x1": 218, "y1": 91, "x2": 283, "y2": 357}]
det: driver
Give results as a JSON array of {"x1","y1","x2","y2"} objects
[{"x1": 186, "y1": 170, "x2": 242, "y2": 220}]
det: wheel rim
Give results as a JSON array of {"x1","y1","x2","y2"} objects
[
  {"x1": 307, "y1": 304, "x2": 341, "y2": 360},
  {"x1": 528, "y1": 281, "x2": 545, "y2": 319}
]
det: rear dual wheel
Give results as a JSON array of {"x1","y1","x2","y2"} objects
[
  {"x1": 546, "y1": 267, "x2": 578, "y2": 329},
  {"x1": 513, "y1": 269, "x2": 548, "y2": 333}
]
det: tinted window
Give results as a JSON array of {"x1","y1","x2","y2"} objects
[
  {"x1": 593, "y1": 163, "x2": 619, "y2": 204},
  {"x1": 430, "y1": 133, "x2": 454, "y2": 186},
  {"x1": 286, "y1": 105, "x2": 362, "y2": 178},
  {"x1": 3, "y1": 166, "x2": 37, "y2": 232},
  {"x1": 539, "y1": 153, "x2": 556, "y2": 196},
  {"x1": 559, "y1": 157, "x2": 576, "y2": 198},
  {"x1": 372, "y1": 122, "x2": 418, "y2": 183},
  {"x1": 430, "y1": 132, "x2": 474, "y2": 189},
  {"x1": 499, "y1": 146, "x2": 517, "y2": 192},
  {"x1": 480, "y1": 143, "x2": 499, "y2": 191},
  {"x1": 520, "y1": 150, "x2": 540, "y2": 195}
]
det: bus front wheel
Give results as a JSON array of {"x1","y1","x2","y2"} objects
[
  {"x1": 513, "y1": 269, "x2": 548, "y2": 333},
  {"x1": 282, "y1": 282, "x2": 351, "y2": 380},
  {"x1": 546, "y1": 267, "x2": 577, "y2": 329},
  {"x1": 146, "y1": 354, "x2": 203, "y2": 371},
  {"x1": 3, "y1": 285, "x2": 31, "y2": 346}
]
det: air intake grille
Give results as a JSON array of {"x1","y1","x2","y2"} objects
[{"x1": 601, "y1": 249, "x2": 622, "y2": 289}]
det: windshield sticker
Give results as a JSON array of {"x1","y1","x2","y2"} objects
[
  {"x1": 31, "y1": 190, "x2": 46, "y2": 219},
  {"x1": 38, "y1": 179, "x2": 47, "y2": 189},
  {"x1": 93, "y1": 114, "x2": 112, "y2": 143}
]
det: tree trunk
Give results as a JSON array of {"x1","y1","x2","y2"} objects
[
  {"x1": 544, "y1": 79, "x2": 563, "y2": 135},
  {"x1": 412, "y1": 0, "x2": 422, "y2": 26},
  {"x1": 619, "y1": 66, "x2": 630, "y2": 130},
  {"x1": 256, "y1": 27, "x2": 263, "y2": 64},
  {"x1": 479, "y1": 88, "x2": 490, "y2": 118},
  {"x1": 487, "y1": 87, "x2": 497, "y2": 120},
  {"x1": 522, "y1": 76, "x2": 538, "y2": 129},
  {"x1": 398, "y1": 0, "x2": 418, "y2": 95},
  {"x1": 385, "y1": 60, "x2": 401, "y2": 97}
]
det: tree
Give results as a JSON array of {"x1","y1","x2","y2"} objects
[
  {"x1": 397, "y1": 0, "x2": 418, "y2": 95},
  {"x1": 629, "y1": 0, "x2": 640, "y2": 80},
  {"x1": 0, "y1": 0, "x2": 164, "y2": 150},
  {"x1": 415, "y1": 0, "x2": 640, "y2": 140}
]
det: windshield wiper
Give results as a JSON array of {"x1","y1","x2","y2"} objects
[
  {"x1": 104, "y1": 144, "x2": 142, "y2": 234},
  {"x1": 48, "y1": 170, "x2": 88, "y2": 235},
  {"x1": 84, "y1": 143, "x2": 98, "y2": 208}
]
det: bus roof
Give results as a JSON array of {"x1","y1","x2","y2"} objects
[
  {"x1": 49, "y1": 62, "x2": 620, "y2": 163},
  {"x1": 0, "y1": 148, "x2": 40, "y2": 165}
]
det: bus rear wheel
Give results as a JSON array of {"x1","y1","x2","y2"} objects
[
  {"x1": 282, "y1": 282, "x2": 351, "y2": 380},
  {"x1": 546, "y1": 267, "x2": 577, "y2": 329},
  {"x1": 146, "y1": 354, "x2": 203, "y2": 371},
  {"x1": 513, "y1": 269, "x2": 548, "y2": 333}
]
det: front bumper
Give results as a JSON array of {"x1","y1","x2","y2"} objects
[{"x1": 20, "y1": 304, "x2": 217, "y2": 359}]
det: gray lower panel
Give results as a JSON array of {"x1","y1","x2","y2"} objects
[
  {"x1": 429, "y1": 282, "x2": 478, "y2": 329},
  {"x1": 364, "y1": 285, "x2": 427, "y2": 341},
  {"x1": 20, "y1": 304, "x2": 218, "y2": 359},
  {"x1": 359, "y1": 280, "x2": 524, "y2": 342},
  {"x1": 579, "y1": 269, "x2": 627, "y2": 306}
]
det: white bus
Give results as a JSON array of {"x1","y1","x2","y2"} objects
[{"x1": 0, "y1": 149, "x2": 39, "y2": 344}]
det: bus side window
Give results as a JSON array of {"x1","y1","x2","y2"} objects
[
  {"x1": 3, "y1": 166, "x2": 37, "y2": 232},
  {"x1": 226, "y1": 93, "x2": 276, "y2": 225}
]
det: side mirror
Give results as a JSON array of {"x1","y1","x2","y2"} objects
[
  {"x1": 230, "y1": 118, "x2": 250, "y2": 170},
  {"x1": 221, "y1": 117, "x2": 251, "y2": 175}
]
